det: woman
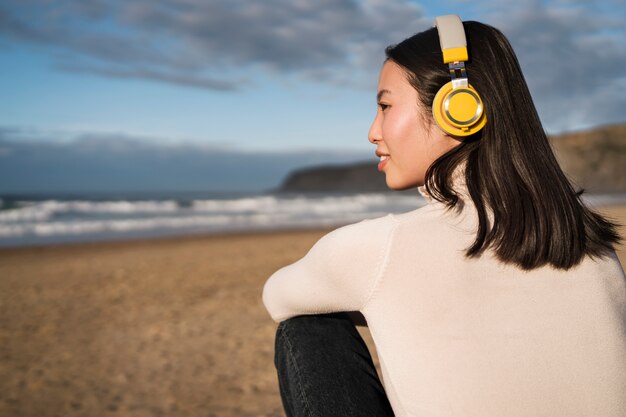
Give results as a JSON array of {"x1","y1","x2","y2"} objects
[{"x1": 262, "y1": 15, "x2": 626, "y2": 417}]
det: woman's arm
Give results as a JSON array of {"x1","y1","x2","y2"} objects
[{"x1": 262, "y1": 214, "x2": 397, "y2": 322}]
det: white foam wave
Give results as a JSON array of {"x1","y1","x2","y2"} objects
[
  {"x1": 0, "y1": 199, "x2": 180, "y2": 222},
  {"x1": 0, "y1": 214, "x2": 229, "y2": 237},
  {"x1": 190, "y1": 193, "x2": 393, "y2": 214},
  {"x1": 0, "y1": 193, "x2": 417, "y2": 223},
  {"x1": 0, "y1": 204, "x2": 51, "y2": 222},
  {"x1": 1, "y1": 191, "x2": 624, "y2": 246},
  {"x1": 191, "y1": 196, "x2": 280, "y2": 212},
  {"x1": 0, "y1": 192, "x2": 423, "y2": 241},
  {"x1": 0, "y1": 210, "x2": 393, "y2": 239}
]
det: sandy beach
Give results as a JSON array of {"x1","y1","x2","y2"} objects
[{"x1": 1, "y1": 205, "x2": 625, "y2": 417}]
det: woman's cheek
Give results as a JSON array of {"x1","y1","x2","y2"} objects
[{"x1": 382, "y1": 114, "x2": 401, "y2": 144}]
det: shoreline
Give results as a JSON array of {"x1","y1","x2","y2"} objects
[{"x1": 0, "y1": 224, "x2": 338, "y2": 253}]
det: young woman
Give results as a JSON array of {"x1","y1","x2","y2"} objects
[{"x1": 262, "y1": 15, "x2": 626, "y2": 417}]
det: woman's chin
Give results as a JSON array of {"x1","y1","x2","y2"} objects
[{"x1": 385, "y1": 177, "x2": 419, "y2": 191}]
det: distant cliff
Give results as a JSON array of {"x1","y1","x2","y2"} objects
[
  {"x1": 277, "y1": 122, "x2": 626, "y2": 193},
  {"x1": 278, "y1": 162, "x2": 387, "y2": 192},
  {"x1": 550, "y1": 123, "x2": 626, "y2": 193}
]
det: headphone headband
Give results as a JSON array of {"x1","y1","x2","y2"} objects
[{"x1": 433, "y1": 15, "x2": 468, "y2": 64}]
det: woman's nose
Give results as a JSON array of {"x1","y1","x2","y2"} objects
[{"x1": 368, "y1": 114, "x2": 382, "y2": 144}]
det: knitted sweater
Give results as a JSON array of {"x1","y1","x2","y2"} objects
[{"x1": 262, "y1": 175, "x2": 626, "y2": 417}]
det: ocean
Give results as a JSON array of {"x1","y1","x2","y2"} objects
[
  {"x1": 0, "y1": 190, "x2": 423, "y2": 247},
  {"x1": 1, "y1": 191, "x2": 625, "y2": 248}
]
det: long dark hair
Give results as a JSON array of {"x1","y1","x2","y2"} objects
[{"x1": 385, "y1": 21, "x2": 621, "y2": 270}]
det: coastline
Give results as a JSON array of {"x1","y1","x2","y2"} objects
[{"x1": 1, "y1": 204, "x2": 624, "y2": 416}]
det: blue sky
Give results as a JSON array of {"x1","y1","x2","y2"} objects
[{"x1": 0, "y1": 0, "x2": 625, "y2": 192}]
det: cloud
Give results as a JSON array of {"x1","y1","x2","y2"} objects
[
  {"x1": 0, "y1": 127, "x2": 371, "y2": 193},
  {"x1": 1, "y1": 0, "x2": 624, "y2": 131},
  {"x1": 473, "y1": 0, "x2": 626, "y2": 131},
  {"x1": 0, "y1": 0, "x2": 427, "y2": 90},
  {"x1": 57, "y1": 62, "x2": 244, "y2": 91}
]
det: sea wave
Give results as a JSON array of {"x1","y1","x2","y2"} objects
[
  {"x1": 0, "y1": 192, "x2": 423, "y2": 245},
  {"x1": 0, "y1": 199, "x2": 180, "y2": 222},
  {"x1": 1, "y1": 191, "x2": 624, "y2": 247}
]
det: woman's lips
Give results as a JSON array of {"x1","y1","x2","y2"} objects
[{"x1": 378, "y1": 155, "x2": 390, "y2": 171}]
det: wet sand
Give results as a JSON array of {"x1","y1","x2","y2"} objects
[{"x1": 1, "y1": 205, "x2": 625, "y2": 417}]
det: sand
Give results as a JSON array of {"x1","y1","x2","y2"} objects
[{"x1": 1, "y1": 205, "x2": 625, "y2": 417}]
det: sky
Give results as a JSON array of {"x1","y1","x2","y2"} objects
[{"x1": 0, "y1": 0, "x2": 625, "y2": 193}]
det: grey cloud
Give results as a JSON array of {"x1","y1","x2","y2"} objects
[
  {"x1": 0, "y1": 0, "x2": 427, "y2": 90},
  {"x1": 2, "y1": 0, "x2": 624, "y2": 131},
  {"x1": 57, "y1": 62, "x2": 244, "y2": 91},
  {"x1": 476, "y1": 0, "x2": 626, "y2": 131},
  {"x1": 0, "y1": 3, "x2": 163, "y2": 63}
]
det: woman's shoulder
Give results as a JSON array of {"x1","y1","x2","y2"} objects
[
  {"x1": 326, "y1": 212, "x2": 399, "y2": 244},
  {"x1": 330, "y1": 204, "x2": 437, "y2": 236},
  {"x1": 577, "y1": 249, "x2": 626, "y2": 279},
  {"x1": 320, "y1": 201, "x2": 473, "y2": 254},
  {"x1": 392, "y1": 199, "x2": 473, "y2": 228}
]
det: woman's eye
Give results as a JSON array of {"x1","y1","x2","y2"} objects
[{"x1": 378, "y1": 103, "x2": 389, "y2": 111}]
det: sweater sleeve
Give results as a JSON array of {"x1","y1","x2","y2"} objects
[{"x1": 262, "y1": 214, "x2": 397, "y2": 322}]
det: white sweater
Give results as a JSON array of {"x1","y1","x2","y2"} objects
[{"x1": 262, "y1": 175, "x2": 626, "y2": 417}]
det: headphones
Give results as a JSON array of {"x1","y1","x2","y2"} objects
[{"x1": 432, "y1": 15, "x2": 486, "y2": 137}]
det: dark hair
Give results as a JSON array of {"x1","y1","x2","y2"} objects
[{"x1": 385, "y1": 21, "x2": 621, "y2": 270}]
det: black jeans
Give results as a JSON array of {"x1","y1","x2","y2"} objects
[{"x1": 274, "y1": 312, "x2": 395, "y2": 417}]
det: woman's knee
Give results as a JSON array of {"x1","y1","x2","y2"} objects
[
  {"x1": 275, "y1": 313, "x2": 353, "y2": 351},
  {"x1": 272, "y1": 313, "x2": 395, "y2": 417},
  {"x1": 274, "y1": 312, "x2": 359, "y2": 371}
]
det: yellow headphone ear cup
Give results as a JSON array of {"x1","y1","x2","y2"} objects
[{"x1": 432, "y1": 81, "x2": 487, "y2": 137}]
